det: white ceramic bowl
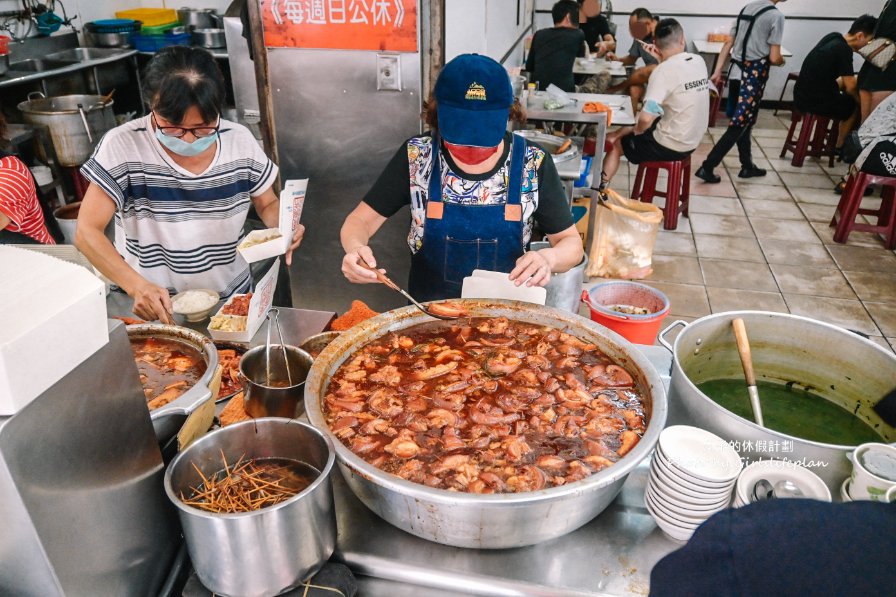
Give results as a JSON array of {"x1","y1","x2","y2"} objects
[
  {"x1": 644, "y1": 489, "x2": 706, "y2": 528},
  {"x1": 646, "y1": 484, "x2": 730, "y2": 521},
  {"x1": 656, "y1": 443, "x2": 739, "y2": 489},
  {"x1": 645, "y1": 498, "x2": 695, "y2": 542},
  {"x1": 171, "y1": 289, "x2": 220, "y2": 322},
  {"x1": 840, "y1": 478, "x2": 853, "y2": 503},
  {"x1": 735, "y1": 459, "x2": 832, "y2": 506},
  {"x1": 652, "y1": 452, "x2": 737, "y2": 495},
  {"x1": 658, "y1": 426, "x2": 743, "y2": 484},
  {"x1": 648, "y1": 473, "x2": 732, "y2": 511}
]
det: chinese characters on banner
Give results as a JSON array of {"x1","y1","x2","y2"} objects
[{"x1": 261, "y1": 0, "x2": 418, "y2": 51}]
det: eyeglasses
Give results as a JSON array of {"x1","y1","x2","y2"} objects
[{"x1": 151, "y1": 112, "x2": 220, "y2": 138}]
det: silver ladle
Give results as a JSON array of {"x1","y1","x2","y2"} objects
[
  {"x1": 752, "y1": 479, "x2": 804, "y2": 502},
  {"x1": 264, "y1": 308, "x2": 293, "y2": 387}
]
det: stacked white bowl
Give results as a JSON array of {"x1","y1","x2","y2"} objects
[{"x1": 645, "y1": 425, "x2": 743, "y2": 541}]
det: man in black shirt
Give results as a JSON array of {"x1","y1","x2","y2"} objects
[
  {"x1": 578, "y1": 0, "x2": 616, "y2": 57},
  {"x1": 606, "y1": 8, "x2": 660, "y2": 109},
  {"x1": 794, "y1": 14, "x2": 876, "y2": 151},
  {"x1": 526, "y1": 0, "x2": 586, "y2": 92}
]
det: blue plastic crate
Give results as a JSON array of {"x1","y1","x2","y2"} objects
[{"x1": 133, "y1": 32, "x2": 191, "y2": 52}]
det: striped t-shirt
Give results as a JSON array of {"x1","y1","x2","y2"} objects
[
  {"x1": 0, "y1": 156, "x2": 55, "y2": 244},
  {"x1": 81, "y1": 115, "x2": 277, "y2": 297}
]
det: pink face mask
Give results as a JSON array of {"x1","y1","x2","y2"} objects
[{"x1": 444, "y1": 142, "x2": 500, "y2": 165}]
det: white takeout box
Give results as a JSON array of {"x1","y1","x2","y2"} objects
[
  {"x1": 0, "y1": 246, "x2": 108, "y2": 414},
  {"x1": 461, "y1": 269, "x2": 547, "y2": 305},
  {"x1": 237, "y1": 179, "x2": 308, "y2": 263},
  {"x1": 207, "y1": 258, "x2": 280, "y2": 343}
]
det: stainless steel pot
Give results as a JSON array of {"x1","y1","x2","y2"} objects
[
  {"x1": 241, "y1": 344, "x2": 313, "y2": 418},
  {"x1": 192, "y1": 28, "x2": 226, "y2": 49},
  {"x1": 531, "y1": 240, "x2": 587, "y2": 313},
  {"x1": 304, "y1": 299, "x2": 667, "y2": 549},
  {"x1": 17, "y1": 92, "x2": 116, "y2": 167},
  {"x1": 165, "y1": 418, "x2": 336, "y2": 597},
  {"x1": 660, "y1": 311, "x2": 896, "y2": 495},
  {"x1": 177, "y1": 7, "x2": 221, "y2": 31},
  {"x1": 126, "y1": 323, "x2": 219, "y2": 444}
]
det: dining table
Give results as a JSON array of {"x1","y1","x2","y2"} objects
[{"x1": 572, "y1": 56, "x2": 628, "y2": 78}]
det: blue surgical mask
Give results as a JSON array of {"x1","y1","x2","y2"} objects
[{"x1": 155, "y1": 128, "x2": 218, "y2": 157}]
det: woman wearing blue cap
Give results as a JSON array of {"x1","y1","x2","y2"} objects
[{"x1": 340, "y1": 54, "x2": 583, "y2": 301}]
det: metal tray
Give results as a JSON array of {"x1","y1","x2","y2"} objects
[{"x1": 517, "y1": 130, "x2": 579, "y2": 163}]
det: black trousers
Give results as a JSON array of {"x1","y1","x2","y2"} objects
[{"x1": 702, "y1": 124, "x2": 755, "y2": 170}]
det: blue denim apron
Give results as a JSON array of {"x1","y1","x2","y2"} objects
[{"x1": 407, "y1": 133, "x2": 527, "y2": 301}]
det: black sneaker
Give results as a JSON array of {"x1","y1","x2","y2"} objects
[
  {"x1": 738, "y1": 164, "x2": 767, "y2": 178},
  {"x1": 695, "y1": 166, "x2": 721, "y2": 183}
]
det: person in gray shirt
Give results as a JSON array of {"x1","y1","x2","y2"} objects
[{"x1": 696, "y1": 0, "x2": 787, "y2": 183}]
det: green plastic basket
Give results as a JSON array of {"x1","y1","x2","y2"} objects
[{"x1": 141, "y1": 21, "x2": 178, "y2": 35}]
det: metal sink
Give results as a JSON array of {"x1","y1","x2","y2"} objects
[
  {"x1": 45, "y1": 47, "x2": 132, "y2": 62},
  {"x1": 7, "y1": 58, "x2": 80, "y2": 73}
]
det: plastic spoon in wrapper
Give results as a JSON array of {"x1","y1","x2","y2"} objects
[
  {"x1": 357, "y1": 258, "x2": 464, "y2": 321},
  {"x1": 732, "y1": 318, "x2": 764, "y2": 427}
]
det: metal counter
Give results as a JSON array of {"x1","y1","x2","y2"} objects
[{"x1": 182, "y1": 346, "x2": 681, "y2": 597}]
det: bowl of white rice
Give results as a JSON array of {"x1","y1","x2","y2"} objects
[{"x1": 171, "y1": 289, "x2": 221, "y2": 322}]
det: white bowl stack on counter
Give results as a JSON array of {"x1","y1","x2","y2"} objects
[
  {"x1": 733, "y1": 459, "x2": 831, "y2": 507},
  {"x1": 645, "y1": 426, "x2": 743, "y2": 541}
]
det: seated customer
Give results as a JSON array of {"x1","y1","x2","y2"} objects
[
  {"x1": 526, "y1": 0, "x2": 585, "y2": 92},
  {"x1": 0, "y1": 115, "x2": 57, "y2": 245},
  {"x1": 852, "y1": 91, "x2": 896, "y2": 177},
  {"x1": 578, "y1": 0, "x2": 616, "y2": 57},
  {"x1": 606, "y1": 8, "x2": 660, "y2": 108},
  {"x1": 600, "y1": 18, "x2": 709, "y2": 189},
  {"x1": 794, "y1": 14, "x2": 877, "y2": 154}
]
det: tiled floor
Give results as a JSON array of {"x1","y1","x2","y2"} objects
[{"x1": 586, "y1": 110, "x2": 896, "y2": 352}]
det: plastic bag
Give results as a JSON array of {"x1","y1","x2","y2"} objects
[{"x1": 585, "y1": 189, "x2": 663, "y2": 279}]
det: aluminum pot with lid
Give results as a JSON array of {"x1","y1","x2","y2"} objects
[
  {"x1": 126, "y1": 323, "x2": 219, "y2": 445},
  {"x1": 17, "y1": 92, "x2": 115, "y2": 166},
  {"x1": 660, "y1": 311, "x2": 896, "y2": 495},
  {"x1": 304, "y1": 299, "x2": 667, "y2": 548}
]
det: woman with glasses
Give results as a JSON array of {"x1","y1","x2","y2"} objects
[{"x1": 76, "y1": 46, "x2": 302, "y2": 323}]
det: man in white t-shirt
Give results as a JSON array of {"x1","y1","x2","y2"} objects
[{"x1": 601, "y1": 18, "x2": 709, "y2": 189}]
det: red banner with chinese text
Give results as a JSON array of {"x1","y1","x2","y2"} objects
[{"x1": 261, "y1": 0, "x2": 418, "y2": 52}]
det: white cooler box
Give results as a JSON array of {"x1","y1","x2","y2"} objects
[{"x1": 0, "y1": 246, "x2": 108, "y2": 414}]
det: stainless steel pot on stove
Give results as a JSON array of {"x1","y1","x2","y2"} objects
[
  {"x1": 661, "y1": 311, "x2": 896, "y2": 495},
  {"x1": 304, "y1": 299, "x2": 667, "y2": 549},
  {"x1": 126, "y1": 323, "x2": 219, "y2": 445},
  {"x1": 17, "y1": 92, "x2": 116, "y2": 167}
]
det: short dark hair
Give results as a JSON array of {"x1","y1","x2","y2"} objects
[
  {"x1": 849, "y1": 14, "x2": 878, "y2": 36},
  {"x1": 552, "y1": 0, "x2": 580, "y2": 25},
  {"x1": 631, "y1": 8, "x2": 653, "y2": 21},
  {"x1": 142, "y1": 46, "x2": 225, "y2": 124},
  {"x1": 655, "y1": 18, "x2": 684, "y2": 50}
]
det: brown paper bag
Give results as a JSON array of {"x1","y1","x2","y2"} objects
[{"x1": 585, "y1": 189, "x2": 663, "y2": 279}]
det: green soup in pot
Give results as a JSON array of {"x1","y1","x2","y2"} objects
[{"x1": 696, "y1": 379, "x2": 884, "y2": 446}]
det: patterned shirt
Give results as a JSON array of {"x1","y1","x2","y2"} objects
[
  {"x1": 857, "y1": 93, "x2": 896, "y2": 169},
  {"x1": 0, "y1": 156, "x2": 55, "y2": 244},
  {"x1": 364, "y1": 133, "x2": 573, "y2": 254},
  {"x1": 81, "y1": 115, "x2": 277, "y2": 296}
]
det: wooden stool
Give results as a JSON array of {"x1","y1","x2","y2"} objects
[
  {"x1": 631, "y1": 157, "x2": 691, "y2": 230},
  {"x1": 830, "y1": 171, "x2": 896, "y2": 248},
  {"x1": 780, "y1": 111, "x2": 841, "y2": 168},
  {"x1": 773, "y1": 71, "x2": 800, "y2": 116}
]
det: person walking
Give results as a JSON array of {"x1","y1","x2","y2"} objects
[{"x1": 695, "y1": 0, "x2": 787, "y2": 183}]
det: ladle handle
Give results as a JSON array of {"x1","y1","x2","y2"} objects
[{"x1": 732, "y1": 318, "x2": 756, "y2": 387}]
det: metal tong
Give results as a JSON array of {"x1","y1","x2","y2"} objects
[
  {"x1": 264, "y1": 308, "x2": 293, "y2": 386},
  {"x1": 357, "y1": 259, "x2": 460, "y2": 320}
]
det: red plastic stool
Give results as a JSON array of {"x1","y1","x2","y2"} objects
[
  {"x1": 830, "y1": 171, "x2": 896, "y2": 248},
  {"x1": 773, "y1": 71, "x2": 800, "y2": 116},
  {"x1": 631, "y1": 157, "x2": 691, "y2": 230},
  {"x1": 708, "y1": 87, "x2": 723, "y2": 128},
  {"x1": 780, "y1": 110, "x2": 841, "y2": 167}
]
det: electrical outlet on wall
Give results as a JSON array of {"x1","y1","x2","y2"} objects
[{"x1": 377, "y1": 54, "x2": 401, "y2": 91}]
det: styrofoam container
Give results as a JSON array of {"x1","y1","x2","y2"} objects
[
  {"x1": 237, "y1": 179, "x2": 307, "y2": 263},
  {"x1": 0, "y1": 246, "x2": 108, "y2": 413},
  {"x1": 658, "y1": 425, "x2": 743, "y2": 483},
  {"x1": 207, "y1": 259, "x2": 279, "y2": 343}
]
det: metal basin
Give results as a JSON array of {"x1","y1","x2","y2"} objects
[
  {"x1": 8, "y1": 58, "x2": 79, "y2": 72},
  {"x1": 304, "y1": 299, "x2": 667, "y2": 549},
  {"x1": 17, "y1": 92, "x2": 116, "y2": 166},
  {"x1": 662, "y1": 311, "x2": 896, "y2": 495},
  {"x1": 126, "y1": 323, "x2": 219, "y2": 445},
  {"x1": 46, "y1": 47, "x2": 132, "y2": 61}
]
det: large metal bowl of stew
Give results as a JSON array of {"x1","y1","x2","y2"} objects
[
  {"x1": 126, "y1": 323, "x2": 219, "y2": 445},
  {"x1": 304, "y1": 299, "x2": 666, "y2": 548}
]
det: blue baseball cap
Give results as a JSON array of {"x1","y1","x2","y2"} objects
[{"x1": 434, "y1": 54, "x2": 513, "y2": 148}]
